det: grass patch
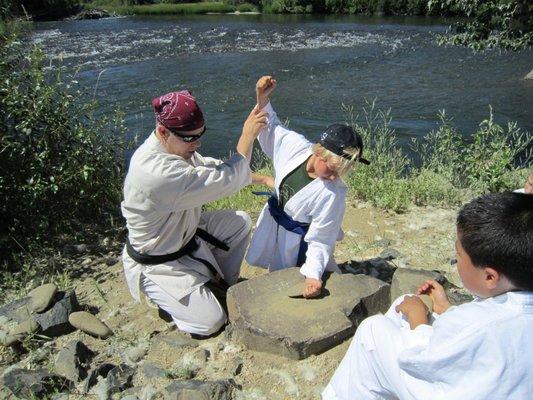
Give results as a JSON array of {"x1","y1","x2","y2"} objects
[{"x1": 93, "y1": 2, "x2": 236, "y2": 15}]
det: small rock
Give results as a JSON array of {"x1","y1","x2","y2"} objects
[
  {"x1": 54, "y1": 340, "x2": 95, "y2": 382},
  {"x1": 82, "y1": 363, "x2": 116, "y2": 393},
  {"x1": 69, "y1": 311, "x2": 112, "y2": 339},
  {"x1": 230, "y1": 357, "x2": 243, "y2": 376},
  {"x1": 374, "y1": 238, "x2": 391, "y2": 247},
  {"x1": 0, "y1": 297, "x2": 32, "y2": 323},
  {"x1": 525, "y1": 69, "x2": 533, "y2": 80},
  {"x1": 141, "y1": 362, "x2": 171, "y2": 379},
  {"x1": 121, "y1": 395, "x2": 140, "y2": 400},
  {"x1": 28, "y1": 283, "x2": 58, "y2": 313},
  {"x1": 3, "y1": 368, "x2": 73, "y2": 398},
  {"x1": 35, "y1": 290, "x2": 79, "y2": 337},
  {"x1": 82, "y1": 258, "x2": 93, "y2": 266},
  {"x1": 107, "y1": 364, "x2": 135, "y2": 394},
  {"x1": 164, "y1": 379, "x2": 237, "y2": 400},
  {"x1": 2, "y1": 318, "x2": 40, "y2": 347},
  {"x1": 379, "y1": 248, "x2": 402, "y2": 261},
  {"x1": 123, "y1": 341, "x2": 148, "y2": 364},
  {"x1": 154, "y1": 333, "x2": 198, "y2": 349}
]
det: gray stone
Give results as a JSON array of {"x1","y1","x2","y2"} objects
[
  {"x1": 107, "y1": 364, "x2": 136, "y2": 394},
  {"x1": 69, "y1": 311, "x2": 112, "y2": 338},
  {"x1": 0, "y1": 297, "x2": 32, "y2": 323},
  {"x1": 123, "y1": 341, "x2": 148, "y2": 364},
  {"x1": 390, "y1": 268, "x2": 445, "y2": 302},
  {"x1": 28, "y1": 283, "x2": 58, "y2": 313},
  {"x1": 227, "y1": 268, "x2": 390, "y2": 359},
  {"x1": 141, "y1": 362, "x2": 171, "y2": 379},
  {"x1": 379, "y1": 248, "x2": 402, "y2": 260},
  {"x1": 341, "y1": 258, "x2": 396, "y2": 283},
  {"x1": 3, "y1": 368, "x2": 73, "y2": 398},
  {"x1": 121, "y1": 396, "x2": 140, "y2": 400},
  {"x1": 525, "y1": 69, "x2": 533, "y2": 80},
  {"x1": 34, "y1": 290, "x2": 79, "y2": 337},
  {"x1": 1, "y1": 318, "x2": 40, "y2": 346},
  {"x1": 54, "y1": 340, "x2": 95, "y2": 382},
  {"x1": 82, "y1": 363, "x2": 116, "y2": 393},
  {"x1": 164, "y1": 380, "x2": 237, "y2": 400},
  {"x1": 154, "y1": 333, "x2": 199, "y2": 349}
]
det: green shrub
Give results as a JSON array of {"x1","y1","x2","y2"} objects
[{"x1": 0, "y1": 34, "x2": 129, "y2": 266}]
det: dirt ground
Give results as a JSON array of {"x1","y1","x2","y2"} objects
[{"x1": 0, "y1": 200, "x2": 460, "y2": 399}]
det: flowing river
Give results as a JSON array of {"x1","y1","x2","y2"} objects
[{"x1": 32, "y1": 14, "x2": 533, "y2": 158}]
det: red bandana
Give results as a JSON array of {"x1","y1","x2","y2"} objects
[{"x1": 152, "y1": 90, "x2": 205, "y2": 132}]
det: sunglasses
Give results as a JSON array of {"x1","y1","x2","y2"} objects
[{"x1": 166, "y1": 125, "x2": 206, "y2": 142}]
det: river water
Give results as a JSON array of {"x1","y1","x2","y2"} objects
[{"x1": 32, "y1": 14, "x2": 533, "y2": 158}]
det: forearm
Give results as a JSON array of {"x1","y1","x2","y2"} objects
[
  {"x1": 407, "y1": 310, "x2": 429, "y2": 330},
  {"x1": 252, "y1": 173, "x2": 270, "y2": 185},
  {"x1": 236, "y1": 134, "x2": 255, "y2": 163}
]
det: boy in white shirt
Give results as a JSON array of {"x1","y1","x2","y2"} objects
[{"x1": 323, "y1": 191, "x2": 533, "y2": 400}]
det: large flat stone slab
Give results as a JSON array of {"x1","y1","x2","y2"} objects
[
  {"x1": 227, "y1": 268, "x2": 390, "y2": 359},
  {"x1": 390, "y1": 268, "x2": 445, "y2": 302}
]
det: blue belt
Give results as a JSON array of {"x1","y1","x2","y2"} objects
[{"x1": 254, "y1": 192, "x2": 310, "y2": 267}]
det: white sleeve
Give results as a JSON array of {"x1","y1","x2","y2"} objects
[
  {"x1": 299, "y1": 187, "x2": 346, "y2": 280},
  {"x1": 163, "y1": 153, "x2": 252, "y2": 211},
  {"x1": 257, "y1": 102, "x2": 286, "y2": 159}
]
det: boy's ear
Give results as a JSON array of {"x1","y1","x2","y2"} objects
[
  {"x1": 483, "y1": 267, "x2": 501, "y2": 290},
  {"x1": 156, "y1": 125, "x2": 169, "y2": 141}
]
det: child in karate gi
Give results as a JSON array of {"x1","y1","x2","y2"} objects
[
  {"x1": 323, "y1": 191, "x2": 533, "y2": 400},
  {"x1": 246, "y1": 76, "x2": 370, "y2": 298}
]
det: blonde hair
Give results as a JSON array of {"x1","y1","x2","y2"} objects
[{"x1": 311, "y1": 143, "x2": 360, "y2": 176}]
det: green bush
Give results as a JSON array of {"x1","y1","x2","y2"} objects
[
  {"x1": 0, "y1": 33, "x2": 129, "y2": 267},
  {"x1": 344, "y1": 100, "x2": 532, "y2": 212}
]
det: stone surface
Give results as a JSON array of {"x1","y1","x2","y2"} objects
[
  {"x1": 141, "y1": 362, "x2": 171, "y2": 379},
  {"x1": 54, "y1": 340, "x2": 95, "y2": 382},
  {"x1": 3, "y1": 368, "x2": 73, "y2": 398},
  {"x1": 164, "y1": 380, "x2": 237, "y2": 400},
  {"x1": 154, "y1": 333, "x2": 199, "y2": 349},
  {"x1": 34, "y1": 290, "x2": 79, "y2": 337},
  {"x1": 390, "y1": 268, "x2": 445, "y2": 302},
  {"x1": 28, "y1": 283, "x2": 58, "y2": 313},
  {"x1": 227, "y1": 268, "x2": 390, "y2": 359},
  {"x1": 0, "y1": 297, "x2": 32, "y2": 323},
  {"x1": 69, "y1": 311, "x2": 113, "y2": 338},
  {"x1": 2, "y1": 318, "x2": 40, "y2": 346},
  {"x1": 107, "y1": 364, "x2": 136, "y2": 394},
  {"x1": 83, "y1": 363, "x2": 116, "y2": 393},
  {"x1": 341, "y1": 257, "x2": 396, "y2": 283}
]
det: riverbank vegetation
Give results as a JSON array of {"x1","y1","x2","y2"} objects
[{"x1": 0, "y1": 15, "x2": 531, "y2": 296}]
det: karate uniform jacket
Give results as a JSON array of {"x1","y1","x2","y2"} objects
[
  {"x1": 396, "y1": 291, "x2": 533, "y2": 399},
  {"x1": 121, "y1": 133, "x2": 251, "y2": 302},
  {"x1": 245, "y1": 102, "x2": 345, "y2": 280}
]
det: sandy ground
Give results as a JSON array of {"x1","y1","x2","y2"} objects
[{"x1": 0, "y1": 200, "x2": 460, "y2": 399}]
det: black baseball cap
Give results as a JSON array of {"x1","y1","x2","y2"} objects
[{"x1": 319, "y1": 124, "x2": 370, "y2": 165}]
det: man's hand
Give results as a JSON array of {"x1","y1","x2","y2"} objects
[
  {"x1": 252, "y1": 173, "x2": 275, "y2": 188},
  {"x1": 256, "y1": 75, "x2": 277, "y2": 110},
  {"x1": 417, "y1": 279, "x2": 451, "y2": 315},
  {"x1": 395, "y1": 295, "x2": 429, "y2": 329},
  {"x1": 242, "y1": 108, "x2": 267, "y2": 139},
  {"x1": 303, "y1": 278, "x2": 322, "y2": 298}
]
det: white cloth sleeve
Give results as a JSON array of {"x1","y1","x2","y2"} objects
[{"x1": 299, "y1": 188, "x2": 346, "y2": 280}]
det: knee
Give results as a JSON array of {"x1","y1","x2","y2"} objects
[
  {"x1": 198, "y1": 309, "x2": 226, "y2": 336},
  {"x1": 235, "y1": 211, "x2": 252, "y2": 235}
]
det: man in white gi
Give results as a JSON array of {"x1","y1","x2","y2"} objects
[
  {"x1": 323, "y1": 191, "x2": 533, "y2": 400},
  {"x1": 121, "y1": 90, "x2": 267, "y2": 336},
  {"x1": 246, "y1": 76, "x2": 370, "y2": 298}
]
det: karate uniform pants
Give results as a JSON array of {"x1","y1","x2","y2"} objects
[
  {"x1": 141, "y1": 210, "x2": 251, "y2": 336},
  {"x1": 323, "y1": 296, "x2": 432, "y2": 400}
]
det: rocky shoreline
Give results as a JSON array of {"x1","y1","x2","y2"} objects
[{"x1": 0, "y1": 201, "x2": 470, "y2": 399}]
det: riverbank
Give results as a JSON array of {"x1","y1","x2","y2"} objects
[{"x1": 0, "y1": 200, "x2": 466, "y2": 399}]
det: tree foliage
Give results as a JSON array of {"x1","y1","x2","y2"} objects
[{"x1": 431, "y1": 0, "x2": 532, "y2": 50}]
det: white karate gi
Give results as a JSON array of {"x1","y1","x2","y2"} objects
[
  {"x1": 121, "y1": 133, "x2": 252, "y2": 335},
  {"x1": 245, "y1": 102, "x2": 345, "y2": 280},
  {"x1": 323, "y1": 291, "x2": 533, "y2": 400}
]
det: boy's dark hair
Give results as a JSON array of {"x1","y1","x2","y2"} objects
[{"x1": 457, "y1": 192, "x2": 533, "y2": 291}]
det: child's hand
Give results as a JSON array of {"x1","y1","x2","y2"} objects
[
  {"x1": 395, "y1": 295, "x2": 429, "y2": 329},
  {"x1": 256, "y1": 75, "x2": 277, "y2": 109},
  {"x1": 303, "y1": 278, "x2": 322, "y2": 298},
  {"x1": 417, "y1": 279, "x2": 451, "y2": 315}
]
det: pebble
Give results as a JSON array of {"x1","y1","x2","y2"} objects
[
  {"x1": 69, "y1": 311, "x2": 113, "y2": 339},
  {"x1": 1, "y1": 318, "x2": 40, "y2": 346},
  {"x1": 28, "y1": 283, "x2": 58, "y2": 312}
]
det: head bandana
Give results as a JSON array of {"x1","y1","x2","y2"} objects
[{"x1": 152, "y1": 90, "x2": 205, "y2": 132}]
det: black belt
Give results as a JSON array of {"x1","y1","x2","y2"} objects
[{"x1": 126, "y1": 228, "x2": 230, "y2": 290}]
